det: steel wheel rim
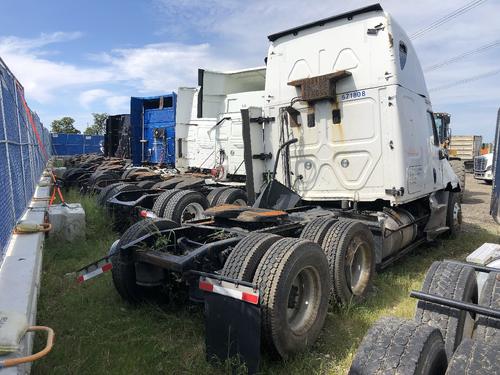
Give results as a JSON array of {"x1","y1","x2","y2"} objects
[
  {"x1": 180, "y1": 202, "x2": 205, "y2": 223},
  {"x1": 286, "y1": 266, "x2": 321, "y2": 335},
  {"x1": 345, "y1": 237, "x2": 371, "y2": 296}
]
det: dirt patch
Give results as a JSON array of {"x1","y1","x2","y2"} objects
[{"x1": 461, "y1": 174, "x2": 499, "y2": 236}]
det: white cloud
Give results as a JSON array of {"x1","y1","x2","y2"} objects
[
  {"x1": 0, "y1": 34, "x2": 235, "y2": 106},
  {"x1": 0, "y1": 31, "x2": 83, "y2": 53},
  {"x1": 79, "y1": 89, "x2": 111, "y2": 108},
  {"x1": 0, "y1": 32, "x2": 112, "y2": 103},
  {"x1": 105, "y1": 42, "x2": 236, "y2": 92},
  {"x1": 105, "y1": 95, "x2": 129, "y2": 113}
]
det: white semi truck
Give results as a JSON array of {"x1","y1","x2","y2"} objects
[
  {"x1": 176, "y1": 67, "x2": 266, "y2": 181},
  {"x1": 79, "y1": 4, "x2": 464, "y2": 372},
  {"x1": 474, "y1": 152, "x2": 494, "y2": 184}
]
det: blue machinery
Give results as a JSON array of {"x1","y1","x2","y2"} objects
[{"x1": 130, "y1": 93, "x2": 177, "y2": 166}]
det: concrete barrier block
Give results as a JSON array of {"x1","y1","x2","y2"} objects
[
  {"x1": 51, "y1": 167, "x2": 67, "y2": 179},
  {"x1": 48, "y1": 204, "x2": 86, "y2": 242}
]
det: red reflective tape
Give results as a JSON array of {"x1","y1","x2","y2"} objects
[
  {"x1": 199, "y1": 280, "x2": 214, "y2": 292},
  {"x1": 102, "y1": 263, "x2": 113, "y2": 272},
  {"x1": 76, "y1": 262, "x2": 113, "y2": 284},
  {"x1": 15, "y1": 81, "x2": 48, "y2": 161},
  {"x1": 242, "y1": 292, "x2": 259, "y2": 305}
]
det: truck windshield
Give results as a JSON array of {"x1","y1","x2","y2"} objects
[{"x1": 434, "y1": 116, "x2": 444, "y2": 143}]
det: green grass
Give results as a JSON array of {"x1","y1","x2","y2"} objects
[{"x1": 33, "y1": 192, "x2": 499, "y2": 374}]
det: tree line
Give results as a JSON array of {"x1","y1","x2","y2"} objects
[{"x1": 51, "y1": 113, "x2": 108, "y2": 135}]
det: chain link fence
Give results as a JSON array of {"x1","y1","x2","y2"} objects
[{"x1": 0, "y1": 57, "x2": 51, "y2": 260}]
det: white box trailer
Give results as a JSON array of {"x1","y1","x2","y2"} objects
[{"x1": 176, "y1": 67, "x2": 266, "y2": 181}]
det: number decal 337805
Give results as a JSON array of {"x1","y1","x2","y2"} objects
[{"x1": 340, "y1": 90, "x2": 366, "y2": 101}]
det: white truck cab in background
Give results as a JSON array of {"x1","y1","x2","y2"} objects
[
  {"x1": 474, "y1": 152, "x2": 494, "y2": 183},
  {"x1": 176, "y1": 67, "x2": 265, "y2": 181}
]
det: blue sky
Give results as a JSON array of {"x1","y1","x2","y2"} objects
[{"x1": 0, "y1": 0, "x2": 499, "y2": 142}]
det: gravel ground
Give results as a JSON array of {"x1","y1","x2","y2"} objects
[{"x1": 461, "y1": 174, "x2": 499, "y2": 236}]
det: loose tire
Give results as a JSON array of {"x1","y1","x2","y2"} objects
[
  {"x1": 111, "y1": 219, "x2": 178, "y2": 304},
  {"x1": 445, "y1": 192, "x2": 462, "y2": 238},
  {"x1": 445, "y1": 339, "x2": 500, "y2": 375},
  {"x1": 162, "y1": 190, "x2": 209, "y2": 224},
  {"x1": 300, "y1": 216, "x2": 338, "y2": 244},
  {"x1": 214, "y1": 188, "x2": 247, "y2": 206},
  {"x1": 415, "y1": 261, "x2": 478, "y2": 358},
  {"x1": 473, "y1": 272, "x2": 500, "y2": 344},
  {"x1": 253, "y1": 238, "x2": 330, "y2": 358},
  {"x1": 349, "y1": 317, "x2": 447, "y2": 375},
  {"x1": 221, "y1": 233, "x2": 281, "y2": 281},
  {"x1": 151, "y1": 189, "x2": 180, "y2": 217},
  {"x1": 449, "y1": 159, "x2": 465, "y2": 202},
  {"x1": 321, "y1": 220, "x2": 375, "y2": 305}
]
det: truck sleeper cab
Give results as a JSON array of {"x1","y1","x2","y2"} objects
[
  {"x1": 176, "y1": 67, "x2": 266, "y2": 181},
  {"x1": 130, "y1": 93, "x2": 177, "y2": 166}
]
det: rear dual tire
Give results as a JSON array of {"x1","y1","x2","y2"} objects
[
  {"x1": 221, "y1": 233, "x2": 281, "y2": 281},
  {"x1": 302, "y1": 218, "x2": 375, "y2": 306},
  {"x1": 253, "y1": 237, "x2": 330, "y2": 359}
]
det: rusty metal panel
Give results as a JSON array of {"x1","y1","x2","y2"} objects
[
  {"x1": 235, "y1": 209, "x2": 288, "y2": 223},
  {"x1": 288, "y1": 71, "x2": 351, "y2": 102},
  {"x1": 204, "y1": 204, "x2": 249, "y2": 219}
]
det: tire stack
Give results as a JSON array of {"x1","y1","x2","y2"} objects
[{"x1": 349, "y1": 261, "x2": 500, "y2": 374}]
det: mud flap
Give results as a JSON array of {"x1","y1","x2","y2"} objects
[{"x1": 198, "y1": 273, "x2": 261, "y2": 374}]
